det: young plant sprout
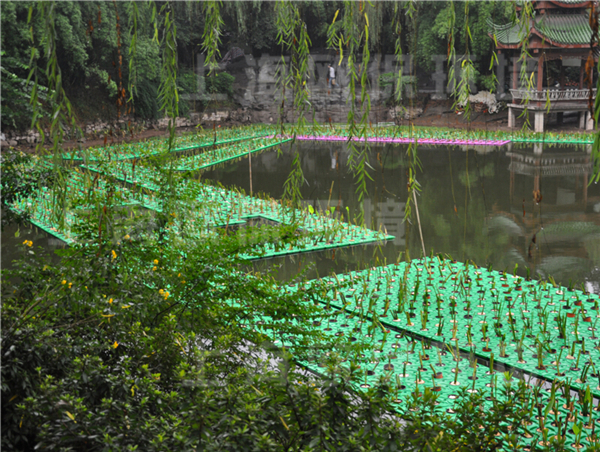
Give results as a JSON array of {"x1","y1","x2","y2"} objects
[
  {"x1": 571, "y1": 350, "x2": 582, "y2": 372},
  {"x1": 573, "y1": 421, "x2": 583, "y2": 449},
  {"x1": 516, "y1": 335, "x2": 526, "y2": 363},
  {"x1": 498, "y1": 336, "x2": 507, "y2": 358},
  {"x1": 536, "y1": 340, "x2": 546, "y2": 370},
  {"x1": 471, "y1": 366, "x2": 477, "y2": 392},
  {"x1": 436, "y1": 318, "x2": 445, "y2": 337},
  {"x1": 555, "y1": 348, "x2": 565, "y2": 377},
  {"x1": 452, "y1": 358, "x2": 460, "y2": 385},
  {"x1": 450, "y1": 322, "x2": 458, "y2": 342},
  {"x1": 405, "y1": 310, "x2": 413, "y2": 326},
  {"x1": 466, "y1": 325, "x2": 474, "y2": 346}
]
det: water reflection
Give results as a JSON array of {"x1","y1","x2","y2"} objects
[
  {"x1": 204, "y1": 141, "x2": 600, "y2": 292},
  {"x1": 1, "y1": 217, "x2": 67, "y2": 270}
]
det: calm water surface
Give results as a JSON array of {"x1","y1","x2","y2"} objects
[{"x1": 203, "y1": 141, "x2": 600, "y2": 293}]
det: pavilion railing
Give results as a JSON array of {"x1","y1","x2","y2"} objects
[{"x1": 510, "y1": 88, "x2": 597, "y2": 102}]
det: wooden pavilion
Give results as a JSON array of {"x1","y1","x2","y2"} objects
[{"x1": 489, "y1": 1, "x2": 598, "y2": 132}]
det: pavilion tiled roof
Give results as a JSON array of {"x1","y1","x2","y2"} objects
[
  {"x1": 489, "y1": 13, "x2": 594, "y2": 47},
  {"x1": 537, "y1": 14, "x2": 593, "y2": 44}
]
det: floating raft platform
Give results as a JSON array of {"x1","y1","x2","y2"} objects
[
  {"x1": 285, "y1": 135, "x2": 511, "y2": 147},
  {"x1": 299, "y1": 258, "x2": 600, "y2": 398},
  {"x1": 61, "y1": 131, "x2": 273, "y2": 162},
  {"x1": 249, "y1": 262, "x2": 599, "y2": 448},
  {"x1": 16, "y1": 162, "x2": 394, "y2": 259},
  {"x1": 174, "y1": 137, "x2": 292, "y2": 171}
]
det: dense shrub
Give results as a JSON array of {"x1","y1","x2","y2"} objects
[{"x1": 205, "y1": 72, "x2": 235, "y2": 97}]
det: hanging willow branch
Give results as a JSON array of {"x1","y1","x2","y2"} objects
[
  {"x1": 327, "y1": 1, "x2": 373, "y2": 226},
  {"x1": 201, "y1": 0, "x2": 223, "y2": 77},
  {"x1": 590, "y1": 2, "x2": 600, "y2": 183},
  {"x1": 402, "y1": 0, "x2": 424, "y2": 259},
  {"x1": 516, "y1": 0, "x2": 534, "y2": 130},
  {"x1": 275, "y1": 0, "x2": 312, "y2": 135},
  {"x1": 455, "y1": 0, "x2": 475, "y2": 123},
  {"x1": 127, "y1": 0, "x2": 140, "y2": 104},
  {"x1": 275, "y1": 1, "x2": 312, "y2": 218},
  {"x1": 157, "y1": 1, "x2": 179, "y2": 150},
  {"x1": 27, "y1": 1, "x2": 81, "y2": 229},
  {"x1": 393, "y1": 3, "x2": 404, "y2": 106},
  {"x1": 446, "y1": 0, "x2": 456, "y2": 100}
]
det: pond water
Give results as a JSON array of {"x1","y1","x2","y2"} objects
[{"x1": 203, "y1": 141, "x2": 600, "y2": 293}]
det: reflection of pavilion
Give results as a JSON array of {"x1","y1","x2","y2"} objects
[
  {"x1": 490, "y1": 145, "x2": 600, "y2": 282},
  {"x1": 507, "y1": 145, "x2": 593, "y2": 208}
]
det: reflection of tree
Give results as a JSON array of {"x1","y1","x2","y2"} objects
[
  {"x1": 458, "y1": 162, "x2": 494, "y2": 187},
  {"x1": 417, "y1": 175, "x2": 519, "y2": 268},
  {"x1": 584, "y1": 234, "x2": 600, "y2": 266}
]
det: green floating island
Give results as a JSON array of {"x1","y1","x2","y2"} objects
[
  {"x1": 267, "y1": 259, "x2": 600, "y2": 448},
  {"x1": 173, "y1": 136, "x2": 292, "y2": 171},
  {"x1": 12, "y1": 162, "x2": 393, "y2": 259},
  {"x1": 61, "y1": 129, "x2": 274, "y2": 162},
  {"x1": 299, "y1": 259, "x2": 600, "y2": 398}
]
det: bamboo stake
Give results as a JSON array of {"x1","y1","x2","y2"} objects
[
  {"x1": 413, "y1": 189, "x2": 426, "y2": 257},
  {"x1": 249, "y1": 147, "x2": 253, "y2": 196}
]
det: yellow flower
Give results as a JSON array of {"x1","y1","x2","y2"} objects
[
  {"x1": 22, "y1": 240, "x2": 33, "y2": 247},
  {"x1": 163, "y1": 291, "x2": 169, "y2": 300},
  {"x1": 108, "y1": 298, "x2": 113, "y2": 304},
  {"x1": 61, "y1": 280, "x2": 67, "y2": 285},
  {"x1": 124, "y1": 234, "x2": 130, "y2": 240},
  {"x1": 158, "y1": 289, "x2": 164, "y2": 295},
  {"x1": 111, "y1": 250, "x2": 117, "y2": 260},
  {"x1": 68, "y1": 282, "x2": 73, "y2": 289},
  {"x1": 152, "y1": 266, "x2": 157, "y2": 271},
  {"x1": 113, "y1": 341, "x2": 119, "y2": 349},
  {"x1": 153, "y1": 259, "x2": 159, "y2": 265}
]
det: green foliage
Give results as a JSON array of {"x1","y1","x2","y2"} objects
[
  {"x1": 177, "y1": 68, "x2": 198, "y2": 95},
  {"x1": 0, "y1": 53, "x2": 37, "y2": 131},
  {"x1": 85, "y1": 66, "x2": 118, "y2": 98},
  {"x1": 133, "y1": 78, "x2": 159, "y2": 119},
  {"x1": 1, "y1": 3, "x2": 37, "y2": 131},
  {"x1": 204, "y1": 72, "x2": 235, "y2": 97},
  {"x1": 479, "y1": 73, "x2": 497, "y2": 93},
  {"x1": 157, "y1": 2, "x2": 179, "y2": 148},
  {"x1": 379, "y1": 72, "x2": 415, "y2": 106},
  {"x1": 417, "y1": 1, "x2": 512, "y2": 76},
  {"x1": 0, "y1": 151, "x2": 52, "y2": 229}
]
